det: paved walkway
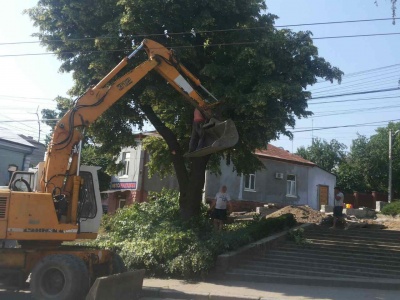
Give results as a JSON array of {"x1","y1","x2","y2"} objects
[
  {"x1": 2, "y1": 278, "x2": 398, "y2": 299},
  {"x1": 143, "y1": 278, "x2": 400, "y2": 300}
]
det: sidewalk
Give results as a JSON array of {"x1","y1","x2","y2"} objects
[{"x1": 142, "y1": 278, "x2": 399, "y2": 300}]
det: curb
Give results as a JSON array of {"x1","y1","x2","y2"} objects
[{"x1": 141, "y1": 287, "x2": 270, "y2": 300}]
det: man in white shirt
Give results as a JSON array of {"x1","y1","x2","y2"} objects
[
  {"x1": 211, "y1": 185, "x2": 232, "y2": 231},
  {"x1": 332, "y1": 186, "x2": 345, "y2": 229}
]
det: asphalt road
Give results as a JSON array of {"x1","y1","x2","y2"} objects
[{"x1": 0, "y1": 289, "x2": 33, "y2": 300}]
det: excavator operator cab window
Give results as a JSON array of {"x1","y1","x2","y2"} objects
[{"x1": 9, "y1": 171, "x2": 34, "y2": 192}]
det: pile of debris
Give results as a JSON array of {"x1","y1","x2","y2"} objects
[{"x1": 265, "y1": 205, "x2": 325, "y2": 224}]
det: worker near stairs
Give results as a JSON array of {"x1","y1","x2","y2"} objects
[
  {"x1": 210, "y1": 185, "x2": 232, "y2": 231},
  {"x1": 332, "y1": 186, "x2": 345, "y2": 229}
]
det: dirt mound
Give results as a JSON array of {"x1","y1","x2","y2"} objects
[{"x1": 266, "y1": 205, "x2": 325, "y2": 224}]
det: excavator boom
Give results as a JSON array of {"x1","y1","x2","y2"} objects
[{"x1": 42, "y1": 39, "x2": 238, "y2": 197}]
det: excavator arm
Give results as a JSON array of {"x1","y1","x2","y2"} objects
[{"x1": 41, "y1": 39, "x2": 238, "y2": 198}]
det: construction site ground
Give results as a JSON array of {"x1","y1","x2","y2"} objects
[{"x1": 234, "y1": 204, "x2": 400, "y2": 231}]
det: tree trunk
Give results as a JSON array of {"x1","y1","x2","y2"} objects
[
  {"x1": 141, "y1": 104, "x2": 209, "y2": 220},
  {"x1": 179, "y1": 156, "x2": 210, "y2": 221}
]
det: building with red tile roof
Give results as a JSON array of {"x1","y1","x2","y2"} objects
[{"x1": 255, "y1": 145, "x2": 315, "y2": 167}]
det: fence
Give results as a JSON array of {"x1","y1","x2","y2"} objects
[{"x1": 343, "y1": 192, "x2": 388, "y2": 209}]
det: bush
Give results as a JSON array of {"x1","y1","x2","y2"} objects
[
  {"x1": 93, "y1": 190, "x2": 296, "y2": 278},
  {"x1": 381, "y1": 201, "x2": 400, "y2": 216}
]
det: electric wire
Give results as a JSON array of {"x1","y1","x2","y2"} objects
[
  {"x1": 1, "y1": 17, "x2": 399, "y2": 46},
  {"x1": 3, "y1": 30, "x2": 400, "y2": 57}
]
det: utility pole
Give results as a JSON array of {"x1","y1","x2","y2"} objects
[{"x1": 389, "y1": 129, "x2": 400, "y2": 203}]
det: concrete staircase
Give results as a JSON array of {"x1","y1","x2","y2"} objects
[{"x1": 224, "y1": 226, "x2": 400, "y2": 290}]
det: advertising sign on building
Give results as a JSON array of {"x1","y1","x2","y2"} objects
[{"x1": 110, "y1": 181, "x2": 137, "y2": 190}]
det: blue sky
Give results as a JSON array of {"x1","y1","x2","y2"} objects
[
  {"x1": 1, "y1": 1, "x2": 399, "y2": 153},
  {"x1": 267, "y1": 0, "x2": 400, "y2": 152}
]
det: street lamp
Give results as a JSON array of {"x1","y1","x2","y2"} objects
[{"x1": 388, "y1": 129, "x2": 400, "y2": 203}]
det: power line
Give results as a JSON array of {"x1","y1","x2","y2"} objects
[
  {"x1": 310, "y1": 87, "x2": 400, "y2": 100},
  {"x1": 309, "y1": 95, "x2": 400, "y2": 105},
  {"x1": 292, "y1": 119, "x2": 400, "y2": 133},
  {"x1": 0, "y1": 94, "x2": 54, "y2": 100},
  {"x1": 313, "y1": 63, "x2": 400, "y2": 84},
  {"x1": 310, "y1": 69, "x2": 400, "y2": 92},
  {"x1": 1, "y1": 17, "x2": 399, "y2": 46},
  {"x1": 3, "y1": 31, "x2": 400, "y2": 58}
]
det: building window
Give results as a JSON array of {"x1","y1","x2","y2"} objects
[
  {"x1": 244, "y1": 174, "x2": 256, "y2": 191},
  {"x1": 286, "y1": 174, "x2": 296, "y2": 197},
  {"x1": 119, "y1": 199, "x2": 126, "y2": 209},
  {"x1": 119, "y1": 152, "x2": 130, "y2": 176}
]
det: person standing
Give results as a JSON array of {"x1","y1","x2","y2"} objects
[
  {"x1": 332, "y1": 186, "x2": 344, "y2": 229},
  {"x1": 211, "y1": 185, "x2": 231, "y2": 231},
  {"x1": 189, "y1": 108, "x2": 206, "y2": 153}
]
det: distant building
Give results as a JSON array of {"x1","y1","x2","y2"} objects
[
  {"x1": 18, "y1": 134, "x2": 46, "y2": 167},
  {"x1": 205, "y1": 145, "x2": 336, "y2": 210},
  {"x1": 0, "y1": 128, "x2": 45, "y2": 186},
  {"x1": 104, "y1": 134, "x2": 336, "y2": 213}
]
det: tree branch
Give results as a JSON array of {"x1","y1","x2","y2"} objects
[{"x1": 140, "y1": 104, "x2": 189, "y2": 190}]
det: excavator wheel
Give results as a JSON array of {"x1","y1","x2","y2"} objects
[{"x1": 30, "y1": 254, "x2": 89, "y2": 300}]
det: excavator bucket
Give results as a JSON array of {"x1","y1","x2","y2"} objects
[{"x1": 185, "y1": 118, "x2": 239, "y2": 158}]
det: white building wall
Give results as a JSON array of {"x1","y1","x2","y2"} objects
[{"x1": 307, "y1": 167, "x2": 336, "y2": 209}]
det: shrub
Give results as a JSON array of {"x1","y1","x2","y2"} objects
[
  {"x1": 93, "y1": 189, "x2": 296, "y2": 278},
  {"x1": 381, "y1": 201, "x2": 400, "y2": 216}
]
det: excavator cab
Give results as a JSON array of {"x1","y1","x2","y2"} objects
[{"x1": 185, "y1": 118, "x2": 239, "y2": 157}]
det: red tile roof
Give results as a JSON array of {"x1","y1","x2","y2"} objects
[{"x1": 256, "y1": 144, "x2": 315, "y2": 166}]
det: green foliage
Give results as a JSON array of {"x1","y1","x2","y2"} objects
[
  {"x1": 142, "y1": 136, "x2": 175, "y2": 179},
  {"x1": 336, "y1": 122, "x2": 400, "y2": 193},
  {"x1": 381, "y1": 201, "x2": 400, "y2": 216},
  {"x1": 95, "y1": 190, "x2": 296, "y2": 278},
  {"x1": 287, "y1": 228, "x2": 310, "y2": 245},
  {"x1": 296, "y1": 138, "x2": 346, "y2": 172}
]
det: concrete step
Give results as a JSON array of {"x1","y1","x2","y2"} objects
[
  {"x1": 304, "y1": 232, "x2": 400, "y2": 245},
  {"x1": 229, "y1": 264, "x2": 400, "y2": 279},
  {"x1": 278, "y1": 242, "x2": 400, "y2": 257},
  {"x1": 302, "y1": 239, "x2": 400, "y2": 254},
  {"x1": 252, "y1": 251, "x2": 400, "y2": 269},
  {"x1": 223, "y1": 271, "x2": 400, "y2": 290},
  {"x1": 262, "y1": 244, "x2": 400, "y2": 260},
  {"x1": 304, "y1": 230, "x2": 400, "y2": 242},
  {"x1": 229, "y1": 267, "x2": 363, "y2": 279},
  {"x1": 217, "y1": 227, "x2": 400, "y2": 290},
  {"x1": 236, "y1": 259, "x2": 400, "y2": 277},
  {"x1": 306, "y1": 228, "x2": 400, "y2": 236}
]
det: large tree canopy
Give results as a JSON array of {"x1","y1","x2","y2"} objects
[
  {"x1": 336, "y1": 123, "x2": 400, "y2": 194},
  {"x1": 296, "y1": 138, "x2": 347, "y2": 173},
  {"x1": 27, "y1": 0, "x2": 342, "y2": 219}
]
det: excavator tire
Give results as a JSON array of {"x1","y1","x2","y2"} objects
[{"x1": 30, "y1": 254, "x2": 89, "y2": 300}]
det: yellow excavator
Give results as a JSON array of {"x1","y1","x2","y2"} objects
[{"x1": 0, "y1": 39, "x2": 238, "y2": 299}]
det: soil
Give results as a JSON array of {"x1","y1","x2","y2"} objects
[
  {"x1": 261, "y1": 205, "x2": 400, "y2": 231},
  {"x1": 265, "y1": 205, "x2": 325, "y2": 224},
  {"x1": 365, "y1": 214, "x2": 400, "y2": 231}
]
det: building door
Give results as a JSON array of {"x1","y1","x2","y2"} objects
[{"x1": 318, "y1": 185, "x2": 329, "y2": 209}]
